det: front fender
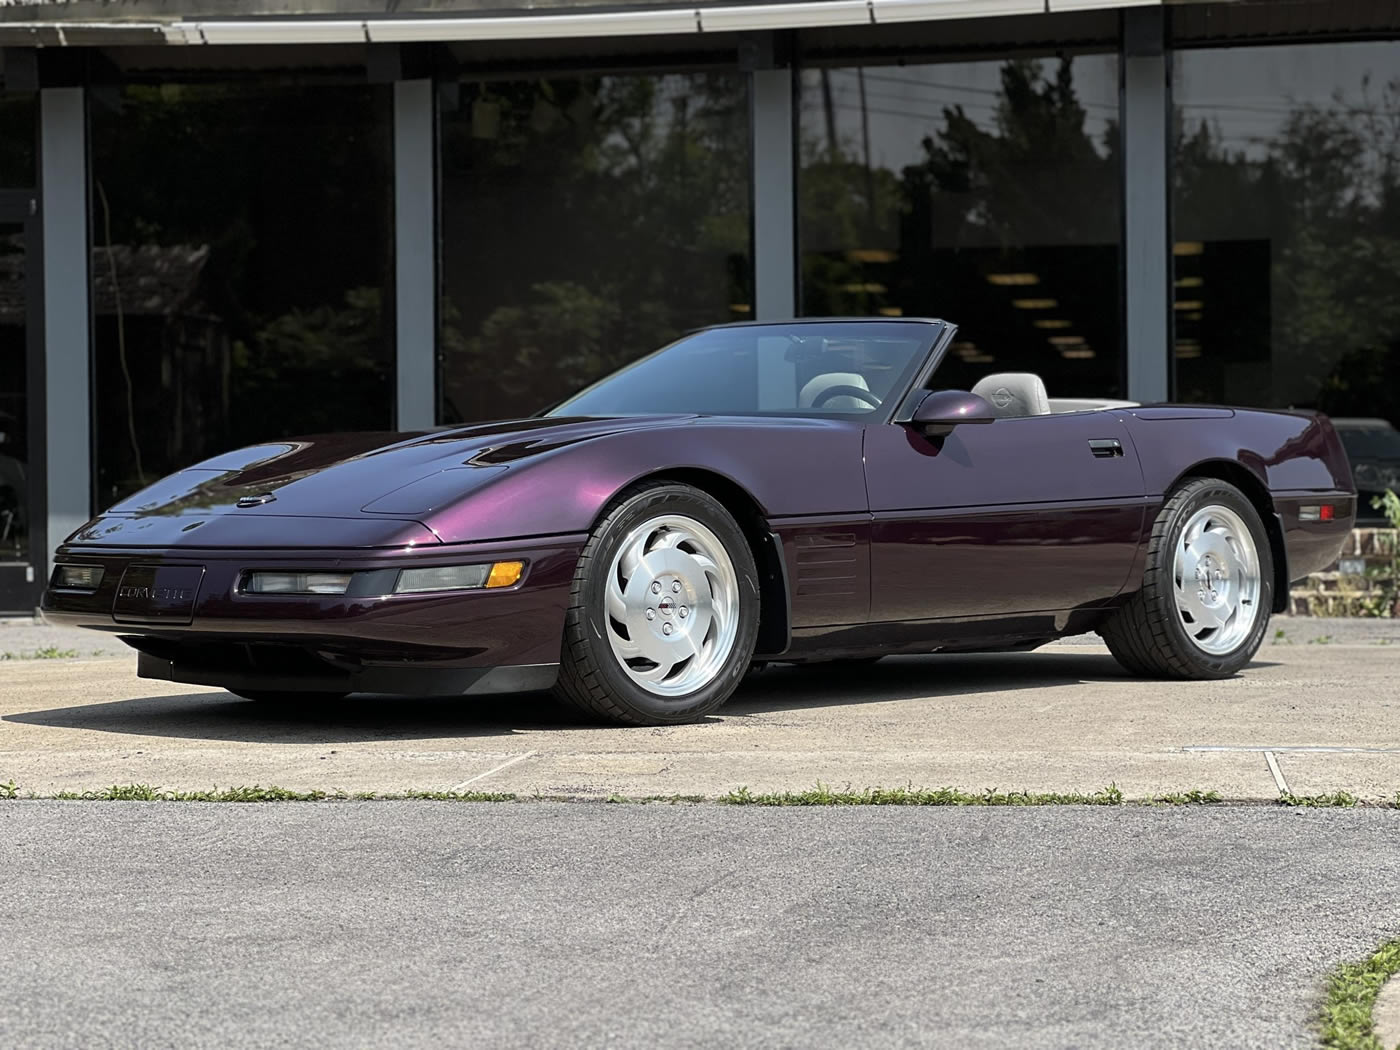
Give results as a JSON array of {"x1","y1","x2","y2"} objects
[{"x1": 423, "y1": 419, "x2": 869, "y2": 544}]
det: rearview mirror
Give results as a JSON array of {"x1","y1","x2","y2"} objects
[{"x1": 910, "y1": 390, "x2": 997, "y2": 436}]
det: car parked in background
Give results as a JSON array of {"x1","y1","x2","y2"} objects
[{"x1": 1331, "y1": 418, "x2": 1400, "y2": 524}]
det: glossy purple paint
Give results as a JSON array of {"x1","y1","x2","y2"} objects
[
  {"x1": 1127, "y1": 407, "x2": 1352, "y2": 496},
  {"x1": 45, "y1": 535, "x2": 582, "y2": 671},
  {"x1": 910, "y1": 389, "x2": 997, "y2": 430},
  {"x1": 42, "y1": 364, "x2": 1358, "y2": 697}
]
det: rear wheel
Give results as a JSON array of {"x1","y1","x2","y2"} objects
[
  {"x1": 1099, "y1": 477, "x2": 1273, "y2": 679},
  {"x1": 553, "y1": 482, "x2": 760, "y2": 725}
]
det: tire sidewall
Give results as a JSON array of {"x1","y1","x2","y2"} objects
[
  {"x1": 1156, "y1": 481, "x2": 1274, "y2": 675},
  {"x1": 577, "y1": 485, "x2": 760, "y2": 722}
]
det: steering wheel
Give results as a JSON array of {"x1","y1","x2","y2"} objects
[{"x1": 812, "y1": 385, "x2": 882, "y2": 410}]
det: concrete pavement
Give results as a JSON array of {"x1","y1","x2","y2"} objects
[
  {"x1": 2, "y1": 803, "x2": 1398, "y2": 1049},
  {"x1": 1, "y1": 618, "x2": 1397, "y2": 799}
]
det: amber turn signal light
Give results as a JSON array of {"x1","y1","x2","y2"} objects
[{"x1": 486, "y1": 561, "x2": 524, "y2": 588}]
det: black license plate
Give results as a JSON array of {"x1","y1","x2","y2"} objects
[{"x1": 112, "y1": 565, "x2": 205, "y2": 624}]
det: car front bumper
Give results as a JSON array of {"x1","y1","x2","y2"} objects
[{"x1": 42, "y1": 534, "x2": 586, "y2": 696}]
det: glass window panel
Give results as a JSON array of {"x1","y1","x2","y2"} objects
[
  {"x1": 89, "y1": 84, "x2": 394, "y2": 508},
  {"x1": 0, "y1": 224, "x2": 28, "y2": 587},
  {"x1": 1174, "y1": 42, "x2": 1400, "y2": 521},
  {"x1": 547, "y1": 321, "x2": 935, "y2": 418},
  {"x1": 798, "y1": 55, "x2": 1123, "y2": 398},
  {"x1": 438, "y1": 73, "x2": 753, "y2": 424},
  {"x1": 0, "y1": 95, "x2": 35, "y2": 187}
]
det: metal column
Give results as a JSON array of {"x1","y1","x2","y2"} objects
[
  {"x1": 1122, "y1": 8, "x2": 1171, "y2": 404},
  {"x1": 394, "y1": 78, "x2": 436, "y2": 430},
  {"x1": 40, "y1": 86, "x2": 90, "y2": 585},
  {"x1": 752, "y1": 67, "x2": 796, "y2": 321}
]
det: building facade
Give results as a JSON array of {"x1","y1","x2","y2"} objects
[{"x1": 1, "y1": 0, "x2": 1398, "y2": 611}]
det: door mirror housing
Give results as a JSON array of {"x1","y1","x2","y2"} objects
[{"x1": 910, "y1": 390, "x2": 997, "y2": 436}]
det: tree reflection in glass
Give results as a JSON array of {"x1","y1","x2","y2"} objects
[
  {"x1": 438, "y1": 73, "x2": 753, "y2": 423},
  {"x1": 1174, "y1": 43, "x2": 1400, "y2": 432},
  {"x1": 89, "y1": 83, "x2": 394, "y2": 508},
  {"x1": 798, "y1": 55, "x2": 1123, "y2": 398}
]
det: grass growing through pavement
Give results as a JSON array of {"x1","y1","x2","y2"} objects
[
  {"x1": 1319, "y1": 937, "x2": 1400, "y2": 1050},
  {"x1": 0, "y1": 647, "x2": 79, "y2": 661},
  {"x1": 718, "y1": 785, "x2": 1227, "y2": 806},
  {"x1": 43, "y1": 784, "x2": 517, "y2": 803},
  {"x1": 6, "y1": 782, "x2": 1400, "y2": 805},
  {"x1": 1280, "y1": 791, "x2": 1362, "y2": 808},
  {"x1": 721, "y1": 784, "x2": 1129, "y2": 806}
]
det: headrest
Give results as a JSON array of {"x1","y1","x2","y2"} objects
[{"x1": 971, "y1": 372, "x2": 1051, "y2": 418}]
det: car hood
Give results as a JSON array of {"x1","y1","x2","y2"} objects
[{"x1": 68, "y1": 416, "x2": 693, "y2": 547}]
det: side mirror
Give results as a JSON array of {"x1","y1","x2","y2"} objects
[{"x1": 910, "y1": 390, "x2": 997, "y2": 436}]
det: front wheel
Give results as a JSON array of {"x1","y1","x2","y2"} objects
[
  {"x1": 1099, "y1": 477, "x2": 1273, "y2": 679},
  {"x1": 553, "y1": 482, "x2": 760, "y2": 725}
]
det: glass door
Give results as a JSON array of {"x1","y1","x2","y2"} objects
[{"x1": 0, "y1": 194, "x2": 39, "y2": 614}]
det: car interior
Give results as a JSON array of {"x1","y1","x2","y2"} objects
[
  {"x1": 969, "y1": 372, "x2": 1140, "y2": 417},
  {"x1": 799, "y1": 368, "x2": 1140, "y2": 418}
]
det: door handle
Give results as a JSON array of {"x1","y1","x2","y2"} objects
[{"x1": 1088, "y1": 439, "x2": 1123, "y2": 458}]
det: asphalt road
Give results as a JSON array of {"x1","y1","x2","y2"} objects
[{"x1": 2, "y1": 803, "x2": 1398, "y2": 1049}]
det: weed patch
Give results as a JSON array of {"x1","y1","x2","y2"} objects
[
  {"x1": 1280, "y1": 791, "x2": 1361, "y2": 808},
  {"x1": 0, "y1": 647, "x2": 79, "y2": 661},
  {"x1": 1319, "y1": 937, "x2": 1400, "y2": 1050},
  {"x1": 721, "y1": 784, "x2": 1130, "y2": 806}
]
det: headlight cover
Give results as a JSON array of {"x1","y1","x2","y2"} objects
[
  {"x1": 394, "y1": 561, "x2": 523, "y2": 594},
  {"x1": 53, "y1": 565, "x2": 105, "y2": 590},
  {"x1": 244, "y1": 571, "x2": 353, "y2": 595}
]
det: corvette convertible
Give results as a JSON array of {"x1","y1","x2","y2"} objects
[{"x1": 44, "y1": 319, "x2": 1355, "y2": 725}]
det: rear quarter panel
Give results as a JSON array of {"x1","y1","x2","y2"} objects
[
  {"x1": 1125, "y1": 408, "x2": 1352, "y2": 496},
  {"x1": 1125, "y1": 407, "x2": 1356, "y2": 582}
]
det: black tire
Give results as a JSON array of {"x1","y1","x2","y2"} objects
[
  {"x1": 229, "y1": 689, "x2": 349, "y2": 703},
  {"x1": 1098, "y1": 477, "x2": 1274, "y2": 679},
  {"x1": 553, "y1": 481, "x2": 761, "y2": 726}
]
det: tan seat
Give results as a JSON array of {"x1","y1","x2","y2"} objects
[{"x1": 799, "y1": 372, "x2": 872, "y2": 412}]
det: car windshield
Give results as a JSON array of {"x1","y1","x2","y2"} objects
[
  {"x1": 545, "y1": 322, "x2": 939, "y2": 420},
  {"x1": 1338, "y1": 426, "x2": 1400, "y2": 461}
]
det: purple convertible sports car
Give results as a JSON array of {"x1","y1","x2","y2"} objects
[{"x1": 44, "y1": 319, "x2": 1355, "y2": 725}]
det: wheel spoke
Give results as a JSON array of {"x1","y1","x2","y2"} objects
[
  {"x1": 1176, "y1": 542, "x2": 1201, "y2": 587},
  {"x1": 1190, "y1": 598, "x2": 1225, "y2": 632},
  {"x1": 1175, "y1": 580, "x2": 1215, "y2": 631},
  {"x1": 684, "y1": 605, "x2": 713, "y2": 650},
  {"x1": 655, "y1": 527, "x2": 700, "y2": 553},
  {"x1": 609, "y1": 633, "x2": 644, "y2": 660},
  {"x1": 688, "y1": 560, "x2": 722, "y2": 593},
  {"x1": 630, "y1": 659, "x2": 678, "y2": 685},
  {"x1": 668, "y1": 630, "x2": 702, "y2": 664},
  {"x1": 619, "y1": 534, "x2": 649, "y2": 584},
  {"x1": 606, "y1": 576, "x2": 629, "y2": 624}
]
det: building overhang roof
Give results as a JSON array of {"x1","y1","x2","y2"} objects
[{"x1": 0, "y1": 0, "x2": 1162, "y2": 46}]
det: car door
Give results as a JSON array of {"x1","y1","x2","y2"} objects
[{"x1": 863, "y1": 412, "x2": 1148, "y2": 623}]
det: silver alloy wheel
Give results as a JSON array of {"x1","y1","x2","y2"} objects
[
  {"x1": 604, "y1": 513, "x2": 740, "y2": 697},
  {"x1": 1172, "y1": 503, "x2": 1262, "y2": 655}
]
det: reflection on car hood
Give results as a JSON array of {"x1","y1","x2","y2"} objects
[{"x1": 102, "y1": 415, "x2": 696, "y2": 521}]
